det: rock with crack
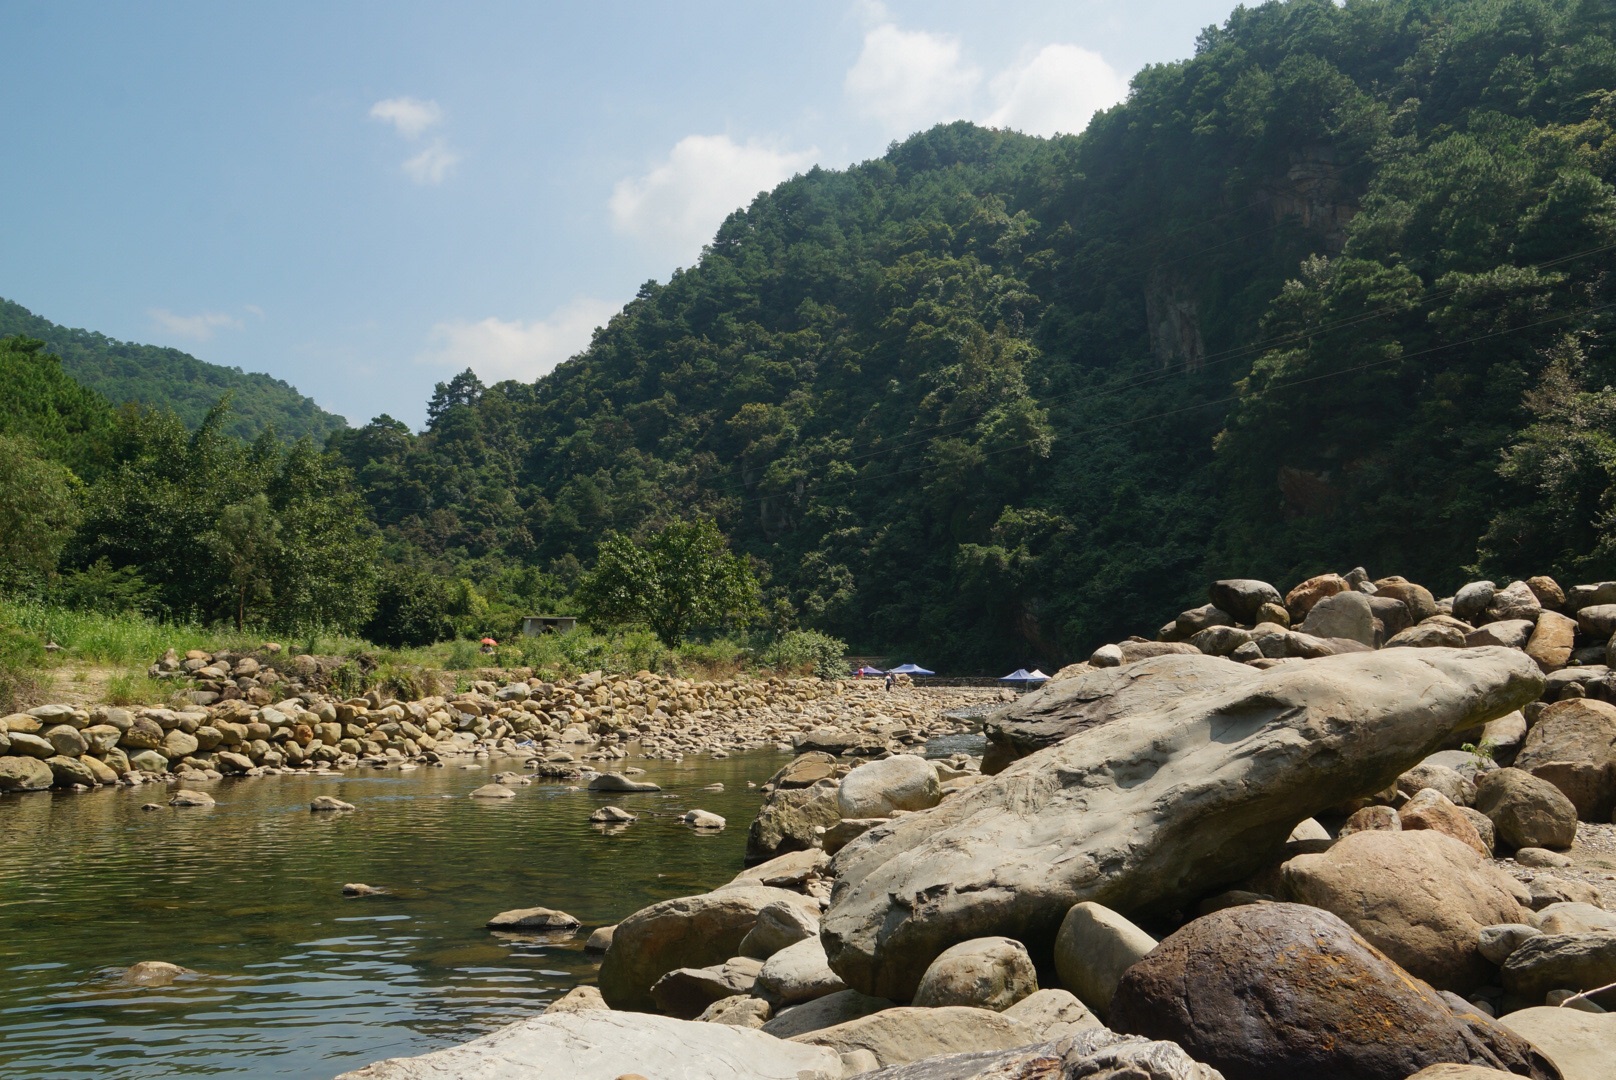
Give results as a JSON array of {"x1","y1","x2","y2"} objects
[
  {"x1": 333, "y1": 1009, "x2": 843, "y2": 1079},
  {"x1": 852, "y1": 1028, "x2": 1225, "y2": 1080},
  {"x1": 980, "y1": 654, "x2": 1253, "y2": 775},
  {"x1": 822, "y1": 648, "x2": 1542, "y2": 1001}
]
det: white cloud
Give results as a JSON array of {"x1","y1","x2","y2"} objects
[
  {"x1": 610, "y1": 135, "x2": 817, "y2": 263},
  {"x1": 149, "y1": 308, "x2": 242, "y2": 342},
  {"x1": 985, "y1": 44, "x2": 1129, "y2": 137},
  {"x1": 844, "y1": 22, "x2": 980, "y2": 133},
  {"x1": 403, "y1": 140, "x2": 459, "y2": 185},
  {"x1": 368, "y1": 97, "x2": 443, "y2": 139},
  {"x1": 418, "y1": 297, "x2": 622, "y2": 382}
]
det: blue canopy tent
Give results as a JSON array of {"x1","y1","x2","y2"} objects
[
  {"x1": 888, "y1": 663, "x2": 936, "y2": 676},
  {"x1": 852, "y1": 665, "x2": 885, "y2": 677},
  {"x1": 999, "y1": 668, "x2": 1050, "y2": 687}
]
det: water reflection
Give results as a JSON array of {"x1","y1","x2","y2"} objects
[{"x1": 0, "y1": 750, "x2": 786, "y2": 1078}]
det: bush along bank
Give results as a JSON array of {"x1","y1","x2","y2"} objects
[
  {"x1": 346, "y1": 566, "x2": 1616, "y2": 1080},
  {"x1": 0, "y1": 650, "x2": 997, "y2": 795}
]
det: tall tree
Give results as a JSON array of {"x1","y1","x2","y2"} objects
[{"x1": 579, "y1": 518, "x2": 762, "y2": 646}]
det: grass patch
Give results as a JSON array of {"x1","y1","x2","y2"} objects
[{"x1": 104, "y1": 671, "x2": 178, "y2": 708}]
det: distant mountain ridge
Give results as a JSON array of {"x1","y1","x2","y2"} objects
[{"x1": 0, "y1": 298, "x2": 347, "y2": 443}]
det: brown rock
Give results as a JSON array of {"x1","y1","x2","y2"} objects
[
  {"x1": 1285, "y1": 574, "x2": 1348, "y2": 621},
  {"x1": 1526, "y1": 576, "x2": 1566, "y2": 611},
  {"x1": 1339, "y1": 804, "x2": 1401, "y2": 836},
  {"x1": 1473, "y1": 768, "x2": 1579, "y2": 851},
  {"x1": 1399, "y1": 788, "x2": 1490, "y2": 858},
  {"x1": 1514, "y1": 698, "x2": 1616, "y2": 821},
  {"x1": 1107, "y1": 903, "x2": 1561, "y2": 1080},
  {"x1": 1281, "y1": 830, "x2": 1529, "y2": 992},
  {"x1": 1526, "y1": 611, "x2": 1578, "y2": 673}
]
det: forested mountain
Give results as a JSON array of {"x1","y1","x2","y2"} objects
[
  {"x1": 327, "y1": 0, "x2": 1616, "y2": 668},
  {"x1": 6, "y1": 0, "x2": 1615, "y2": 671},
  {"x1": 0, "y1": 298, "x2": 347, "y2": 443}
]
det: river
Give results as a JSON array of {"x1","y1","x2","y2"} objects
[{"x1": 0, "y1": 750, "x2": 789, "y2": 1079}]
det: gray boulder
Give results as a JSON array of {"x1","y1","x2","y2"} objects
[
  {"x1": 746, "y1": 779, "x2": 842, "y2": 864},
  {"x1": 0, "y1": 755, "x2": 53, "y2": 791},
  {"x1": 980, "y1": 654, "x2": 1253, "y2": 775},
  {"x1": 599, "y1": 886, "x2": 818, "y2": 1011},
  {"x1": 650, "y1": 957, "x2": 763, "y2": 1019},
  {"x1": 1474, "y1": 768, "x2": 1579, "y2": 851},
  {"x1": 1053, "y1": 901, "x2": 1157, "y2": 1017},
  {"x1": 853, "y1": 1029, "x2": 1225, "y2": 1080},
  {"x1": 485, "y1": 907, "x2": 580, "y2": 932},
  {"x1": 762, "y1": 989, "x2": 892, "y2": 1039},
  {"x1": 1209, "y1": 579, "x2": 1283, "y2": 623},
  {"x1": 1496, "y1": 1007, "x2": 1614, "y2": 1080},
  {"x1": 1513, "y1": 698, "x2": 1616, "y2": 821},
  {"x1": 334, "y1": 1009, "x2": 843, "y2": 1079},
  {"x1": 738, "y1": 899, "x2": 819, "y2": 959},
  {"x1": 837, "y1": 755, "x2": 940, "y2": 818},
  {"x1": 999, "y1": 988, "x2": 1103, "y2": 1041},
  {"x1": 1299, "y1": 590, "x2": 1375, "y2": 645},
  {"x1": 1108, "y1": 903, "x2": 1561, "y2": 1080},
  {"x1": 821, "y1": 647, "x2": 1542, "y2": 1001},
  {"x1": 911, "y1": 937, "x2": 1037, "y2": 1011},
  {"x1": 587, "y1": 772, "x2": 660, "y2": 792},
  {"x1": 7, "y1": 731, "x2": 55, "y2": 759},
  {"x1": 756, "y1": 936, "x2": 847, "y2": 1005},
  {"x1": 1501, "y1": 933, "x2": 1616, "y2": 1005},
  {"x1": 790, "y1": 1006, "x2": 1032, "y2": 1070}
]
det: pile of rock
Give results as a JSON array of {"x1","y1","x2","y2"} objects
[
  {"x1": 349, "y1": 568, "x2": 1616, "y2": 1079},
  {"x1": 0, "y1": 658, "x2": 992, "y2": 793}
]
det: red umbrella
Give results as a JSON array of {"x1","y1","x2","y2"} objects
[{"x1": 480, "y1": 637, "x2": 497, "y2": 646}]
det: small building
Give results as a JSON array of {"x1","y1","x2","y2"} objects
[{"x1": 521, "y1": 615, "x2": 577, "y2": 636}]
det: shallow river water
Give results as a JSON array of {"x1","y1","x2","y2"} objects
[{"x1": 0, "y1": 750, "x2": 790, "y2": 1079}]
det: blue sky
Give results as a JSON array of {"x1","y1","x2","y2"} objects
[{"x1": 1, "y1": 0, "x2": 1237, "y2": 428}]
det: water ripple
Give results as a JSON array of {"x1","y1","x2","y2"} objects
[{"x1": 0, "y1": 750, "x2": 784, "y2": 1078}]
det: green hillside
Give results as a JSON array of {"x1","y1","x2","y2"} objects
[
  {"x1": 0, "y1": 298, "x2": 347, "y2": 443},
  {"x1": 332, "y1": 0, "x2": 1616, "y2": 669}
]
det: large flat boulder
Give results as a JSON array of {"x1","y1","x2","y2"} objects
[
  {"x1": 980, "y1": 655, "x2": 1253, "y2": 775},
  {"x1": 790, "y1": 1006, "x2": 1032, "y2": 1069},
  {"x1": 853, "y1": 1029, "x2": 1224, "y2": 1080},
  {"x1": 598, "y1": 886, "x2": 818, "y2": 1011},
  {"x1": 1280, "y1": 830, "x2": 1528, "y2": 992},
  {"x1": 1496, "y1": 1007, "x2": 1615, "y2": 1080},
  {"x1": 1108, "y1": 903, "x2": 1561, "y2": 1080},
  {"x1": 334, "y1": 1009, "x2": 842, "y2": 1079},
  {"x1": 822, "y1": 648, "x2": 1542, "y2": 1001}
]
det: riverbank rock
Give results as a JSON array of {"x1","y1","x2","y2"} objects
[
  {"x1": 1001, "y1": 989, "x2": 1103, "y2": 1041},
  {"x1": 310, "y1": 795, "x2": 355, "y2": 812},
  {"x1": 469, "y1": 783, "x2": 515, "y2": 799},
  {"x1": 169, "y1": 789, "x2": 215, "y2": 807},
  {"x1": 598, "y1": 886, "x2": 818, "y2": 1011},
  {"x1": 836, "y1": 755, "x2": 940, "y2": 818},
  {"x1": 762, "y1": 989, "x2": 893, "y2": 1039},
  {"x1": 756, "y1": 936, "x2": 847, "y2": 1005},
  {"x1": 1500, "y1": 933, "x2": 1616, "y2": 1005},
  {"x1": 1280, "y1": 830, "x2": 1527, "y2": 992},
  {"x1": 911, "y1": 937, "x2": 1037, "y2": 1011},
  {"x1": 486, "y1": 907, "x2": 580, "y2": 932},
  {"x1": 650, "y1": 957, "x2": 764, "y2": 1018},
  {"x1": 746, "y1": 779, "x2": 842, "y2": 864},
  {"x1": 335, "y1": 1009, "x2": 843, "y2": 1080},
  {"x1": 738, "y1": 900, "x2": 818, "y2": 959},
  {"x1": 588, "y1": 772, "x2": 661, "y2": 793},
  {"x1": 589, "y1": 806, "x2": 635, "y2": 824},
  {"x1": 822, "y1": 648, "x2": 1542, "y2": 1001},
  {"x1": 790, "y1": 1006, "x2": 1032, "y2": 1069},
  {"x1": 684, "y1": 809, "x2": 726, "y2": 830},
  {"x1": 543, "y1": 985, "x2": 607, "y2": 1015},
  {"x1": 0, "y1": 756, "x2": 54, "y2": 791},
  {"x1": 1474, "y1": 769, "x2": 1578, "y2": 851},
  {"x1": 1054, "y1": 902, "x2": 1158, "y2": 1017},
  {"x1": 1108, "y1": 904, "x2": 1560, "y2": 1080},
  {"x1": 1512, "y1": 699, "x2": 1616, "y2": 821},
  {"x1": 980, "y1": 655, "x2": 1252, "y2": 774},
  {"x1": 698, "y1": 994, "x2": 773, "y2": 1028},
  {"x1": 1496, "y1": 1007, "x2": 1614, "y2": 1080}
]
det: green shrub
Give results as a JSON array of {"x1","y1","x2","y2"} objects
[
  {"x1": 0, "y1": 624, "x2": 45, "y2": 712},
  {"x1": 445, "y1": 640, "x2": 484, "y2": 671},
  {"x1": 104, "y1": 671, "x2": 174, "y2": 707},
  {"x1": 761, "y1": 629, "x2": 849, "y2": 679}
]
